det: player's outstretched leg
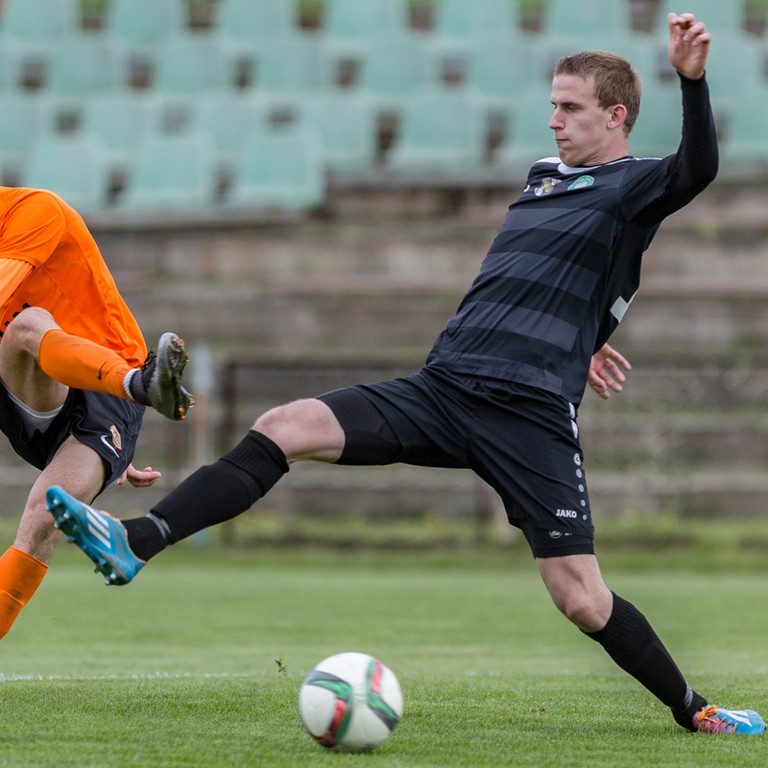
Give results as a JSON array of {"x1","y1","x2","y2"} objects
[
  {"x1": 127, "y1": 332, "x2": 194, "y2": 421},
  {"x1": 46, "y1": 486, "x2": 144, "y2": 586},
  {"x1": 692, "y1": 706, "x2": 766, "y2": 735}
]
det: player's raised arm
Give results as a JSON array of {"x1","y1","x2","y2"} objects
[{"x1": 668, "y1": 12, "x2": 711, "y2": 80}]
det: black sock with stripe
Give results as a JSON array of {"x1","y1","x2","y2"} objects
[{"x1": 585, "y1": 592, "x2": 707, "y2": 731}]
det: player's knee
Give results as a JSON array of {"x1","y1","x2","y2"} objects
[
  {"x1": 254, "y1": 399, "x2": 342, "y2": 459},
  {"x1": 4, "y1": 307, "x2": 57, "y2": 355},
  {"x1": 552, "y1": 589, "x2": 603, "y2": 632}
]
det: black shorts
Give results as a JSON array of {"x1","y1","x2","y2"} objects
[
  {"x1": 317, "y1": 366, "x2": 594, "y2": 558},
  {"x1": 0, "y1": 381, "x2": 145, "y2": 495}
]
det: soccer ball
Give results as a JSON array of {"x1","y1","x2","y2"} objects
[{"x1": 298, "y1": 652, "x2": 403, "y2": 752}]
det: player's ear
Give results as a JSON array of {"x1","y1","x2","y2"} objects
[{"x1": 607, "y1": 104, "x2": 627, "y2": 130}]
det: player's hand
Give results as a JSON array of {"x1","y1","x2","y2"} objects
[
  {"x1": 588, "y1": 343, "x2": 631, "y2": 400},
  {"x1": 668, "y1": 12, "x2": 711, "y2": 80},
  {"x1": 117, "y1": 464, "x2": 161, "y2": 487}
]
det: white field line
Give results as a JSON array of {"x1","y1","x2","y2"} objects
[{"x1": 0, "y1": 671, "x2": 257, "y2": 683}]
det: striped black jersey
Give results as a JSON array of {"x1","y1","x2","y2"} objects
[{"x1": 426, "y1": 74, "x2": 717, "y2": 405}]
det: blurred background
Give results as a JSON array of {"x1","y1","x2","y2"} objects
[{"x1": 0, "y1": 0, "x2": 767, "y2": 549}]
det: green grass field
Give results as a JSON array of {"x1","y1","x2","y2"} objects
[{"x1": 0, "y1": 538, "x2": 766, "y2": 767}]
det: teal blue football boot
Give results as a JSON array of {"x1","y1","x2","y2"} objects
[
  {"x1": 693, "y1": 705, "x2": 766, "y2": 735},
  {"x1": 46, "y1": 485, "x2": 145, "y2": 585}
]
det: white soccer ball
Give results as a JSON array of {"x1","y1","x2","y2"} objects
[{"x1": 298, "y1": 652, "x2": 403, "y2": 752}]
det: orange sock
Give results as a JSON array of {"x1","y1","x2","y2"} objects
[
  {"x1": 38, "y1": 328, "x2": 134, "y2": 401},
  {"x1": 0, "y1": 546, "x2": 48, "y2": 639}
]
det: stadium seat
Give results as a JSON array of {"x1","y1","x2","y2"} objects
[
  {"x1": 357, "y1": 33, "x2": 441, "y2": 116},
  {"x1": 0, "y1": 0, "x2": 80, "y2": 88},
  {"x1": 103, "y1": 0, "x2": 188, "y2": 86},
  {"x1": 628, "y1": 82, "x2": 683, "y2": 159},
  {"x1": 214, "y1": 0, "x2": 298, "y2": 43},
  {"x1": 697, "y1": 36, "x2": 768, "y2": 117},
  {"x1": 189, "y1": 90, "x2": 271, "y2": 175},
  {"x1": 432, "y1": 0, "x2": 521, "y2": 50},
  {"x1": 153, "y1": 32, "x2": 234, "y2": 97},
  {"x1": 467, "y1": 35, "x2": 551, "y2": 110},
  {"x1": 0, "y1": 91, "x2": 56, "y2": 183},
  {"x1": 297, "y1": 91, "x2": 378, "y2": 173},
  {"x1": 720, "y1": 92, "x2": 768, "y2": 177},
  {"x1": 21, "y1": 132, "x2": 111, "y2": 213},
  {"x1": 385, "y1": 86, "x2": 488, "y2": 172},
  {"x1": 117, "y1": 129, "x2": 219, "y2": 213},
  {"x1": 80, "y1": 89, "x2": 160, "y2": 179},
  {"x1": 493, "y1": 88, "x2": 559, "y2": 175},
  {"x1": 222, "y1": 128, "x2": 326, "y2": 211},
  {"x1": 251, "y1": 34, "x2": 335, "y2": 116},
  {"x1": 322, "y1": 0, "x2": 410, "y2": 59},
  {"x1": 542, "y1": 0, "x2": 633, "y2": 39},
  {"x1": 45, "y1": 35, "x2": 123, "y2": 126},
  {"x1": 213, "y1": 0, "x2": 300, "y2": 87}
]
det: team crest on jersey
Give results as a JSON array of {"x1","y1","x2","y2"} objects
[
  {"x1": 109, "y1": 425, "x2": 122, "y2": 451},
  {"x1": 534, "y1": 177, "x2": 562, "y2": 196},
  {"x1": 568, "y1": 175, "x2": 595, "y2": 190}
]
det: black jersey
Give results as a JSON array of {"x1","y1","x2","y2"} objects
[{"x1": 427, "y1": 74, "x2": 718, "y2": 405}]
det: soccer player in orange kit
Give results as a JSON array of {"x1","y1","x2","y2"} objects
[{"x1": 0, "y1": 185, "x2": 192, "y2": 639}]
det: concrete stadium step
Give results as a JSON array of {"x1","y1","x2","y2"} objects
[{"x1": 117, "y1": 274, "x2": 768, "y2": 353}]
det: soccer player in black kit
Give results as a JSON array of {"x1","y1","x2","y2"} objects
[{"x1": 48, "y1": 13, "x2": 765, "y2": 735}]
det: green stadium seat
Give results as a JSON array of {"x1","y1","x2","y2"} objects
[
  {"x1": 21, "y1": 132, "x2": 111, "y2": 213},
  {"x1": 251, "y1": 34, "x2": 335, "y2": 116},
  {"x1": 628, "y1": 82, "x2": 683, "y2": 158},
  {"x1": 0, "y1": 0, "x2": 79, "y2": 88},
  {"x1": 720, "y1": 91, "x2": 768, "y2": 177},
  {"x1": 104, "y1": 0, "x2": 188, "y2": 85},
  {"x1": 214, "y1": 0, "x2": 298, "y2": 43},
  {"x1": 493, "y1": 88, "x2": 559, "y2": 175},
  {"x1": 323, "y1": 0, "x2": 410, "y2": 59},
  {"x1": 117, "y1": 129, "x2": 219, "y2": 213},
  {"x1": 357, "y1": 33, "x2": 441, "y2": 116},
  {"x1": 433, "y1": 0, "x2": 521, "y2": 50},
  {"x1": 47, "y1": 35, "x2": 120, "y2": 98},
  {"x1": 0, "y1": 91, "x2": 55, "y2": 183},
  {"x1": 213, "y1": 0, "x2": 300, "y2": 86},
  {"x1": 190, "y1": 90, "x2": 270, "y2": 175},
  {"x1": 0, "y1": 0, "x2": 79, "y2": 47},
  {"x1": 542, "y1": 0, "x2": 633, "y2": 39},
  {"x1": 153, "y1": 32, "x2": 233, "y2": 97},
  {"x1": 698, "y1": 36, "x2": 768, "y2": 117},
  {"x1": 385, "y1": 86, "x2": 488, "y2": 172},
  {"x1": 298, "y1": 92, "x2": 378, "y2": 173},
  {"x1": 467, "y1": 35, "x2": 551, "y2": 109},
  {"x1": 80, "y1": 89, "x2": 159, "y2": 179},
  {"x1": 222, "y1": 128, "x2": 326, "y2": 211}
]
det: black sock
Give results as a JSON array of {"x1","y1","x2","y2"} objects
[
  {"x1": 123, "y1": 431, "x2": 288, "y2": 561},
  {"x1": 585, "y1": 593, "x2": 707, "y2": 732}
]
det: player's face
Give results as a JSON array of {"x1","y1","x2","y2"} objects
[{"x1": 549, "y1": 73, "x2": 625, "y2": 167}]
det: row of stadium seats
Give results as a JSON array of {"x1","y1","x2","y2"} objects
[
  {"x1": 4, "y1": 80, "x2": 767, "y2": 216},
  {"x1": 3, "y1": 0, "x2": 767, "y2": 51},
  {"x1": 0, "y1": 0, "x2": 765, "y2": 214}
]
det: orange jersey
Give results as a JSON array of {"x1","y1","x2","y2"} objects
[{"x1": 0, "y1": 187, "x2": 147, "y2": 367}]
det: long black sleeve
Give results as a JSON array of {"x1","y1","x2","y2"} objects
[{"x1": 670, "y1": 72, "x2": 719, "y2": 192}]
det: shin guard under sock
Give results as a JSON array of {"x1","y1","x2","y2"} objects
[
  {"x1": 123, "y1": 431, "x2": 289, "y2": 561},
  {"x1": 38, "y1": 328, "x2": 133, "y2": 399},
  {"x1": 0, "y1": 546, "x2": 48, "y2": 639},
  {"x1": 585, "y1": 592, "x2": 707, "y2": 731}
]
